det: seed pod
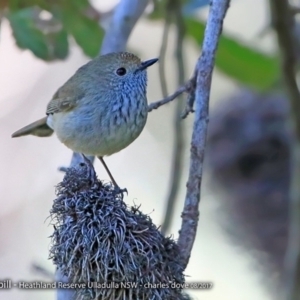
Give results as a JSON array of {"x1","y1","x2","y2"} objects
[{"x1": 49, "y1": 161, "x2": 190, "y2": 300}]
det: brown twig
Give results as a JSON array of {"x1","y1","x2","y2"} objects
[
  {"x1": 177, "y1": 0, "x2": 231, "y2": 269},
  {"x1": 270, "y1": 1, "x2": 300, "y2": 299}
]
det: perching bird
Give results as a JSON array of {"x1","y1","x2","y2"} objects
[{"x1": 12, "y1": 52, "x2": 158, "y2": 187}]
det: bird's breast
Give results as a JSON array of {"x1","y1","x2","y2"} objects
[{"x1": 51, "y1": 93, "x2": 148, "y2": 156}]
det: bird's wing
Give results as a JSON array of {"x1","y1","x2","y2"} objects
[{"x1": 46, "y1": 82, "x2": 85, "y2": 115}]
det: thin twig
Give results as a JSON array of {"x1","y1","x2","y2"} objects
[
  {"x1": 270, "y1": 1, "x2": 300, "y2": 299},
  {"x1": 161, "y1": 0, "x2": 186, "y2": 235},
  {"x1": 177, "y1": 0, "x2": 230, "y2": 269},
  {"x1": 148, "y1": 75, "x2": 197, "y2": 114},
  {"x1": 148, "y1": 84, "x2": 189, "y2": 111}
]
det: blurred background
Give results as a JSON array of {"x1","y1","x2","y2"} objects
[{"x1": 0, "y1": 0, "x2": 293, "y2": 299}]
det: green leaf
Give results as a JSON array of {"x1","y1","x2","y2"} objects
[
  {"x1": 8, "y1": 8, "x2": 50, "y2": 59},
  {"x1": 185, "y1": 18, "x2": 280, "y2": 90},
  {"x1": 69, "y1": 0, "x2": 90, "y2": 10},
  {"x1": 8, "y1": 0, "x2": 46, "y2": 11},
  {"x1": 51, "y1": 29, "x2": 69, "y2": 59},
  {"x1": 62, "y1": 8, "x2": 104, "y2": 57}
]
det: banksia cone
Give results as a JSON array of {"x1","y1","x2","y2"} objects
[{"x1": 49, "y1": 159, "x2": 189, "y2": 299}]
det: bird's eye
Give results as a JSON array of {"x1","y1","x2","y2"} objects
[{"x1": 116, "y1": 67, "x2": 127, "y2": 76}]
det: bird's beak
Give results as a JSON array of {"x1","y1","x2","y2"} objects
[{"x1": 139, "y1": 58, "x2": 159, "y2": 71}]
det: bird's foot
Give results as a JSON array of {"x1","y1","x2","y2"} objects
[{"x1": 112, "y1": 186, "x2": 128, "y2": 199}]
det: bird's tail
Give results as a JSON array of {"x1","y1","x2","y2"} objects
[{"x1": 12, "y1": 116, "x2": 54, "y2": 138}]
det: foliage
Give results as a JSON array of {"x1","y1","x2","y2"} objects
[
  {"x1": 1, "y1": 0, "x2": 104, "y2": 60},
  {"x1": 185, "y1": 18, "x2": 280, "y2": 90},
  {"x1": 0, "y1": 0, "x2": 280, "y2": 90},
  {"x1": 150, "y1": 1, "x2": 279, "y2": 90}
]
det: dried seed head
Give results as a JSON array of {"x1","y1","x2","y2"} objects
[{"x1": 49, "y1": 162, "x2": 190, "y2": 299}]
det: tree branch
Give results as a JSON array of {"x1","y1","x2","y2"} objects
[
  {"x1": 101, "y1": 0, "x2": 149, "y2": 54},
  {"x1": 177, "y1": 0, "x2": 230, "y2": 269},
  {"x1": 269, "y1": 1, "x2": 300, "y2": 299}
]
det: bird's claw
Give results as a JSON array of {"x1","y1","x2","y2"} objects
[{"x1": 112, "y1": 186, "x2": 128, "y2": 198}]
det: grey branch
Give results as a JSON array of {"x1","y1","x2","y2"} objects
[
  {"x1": 177, "y1": 0, "x2": 230, "y2": 269},
  {"x1": 101, "y1": 0, "x2": 149, "y2": 54},
  {"x1": 148, "y1": 73, "x2": 196, "y2": 116},
  {"x1": 148, "y1": 84, "x2": 189, "y2": 112},
  {"x1": 270, "y1": 1, "x2": 300, "y2": 299}
]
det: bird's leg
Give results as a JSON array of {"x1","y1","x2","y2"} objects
[
  {"x1": 98, "y1": 156, "x2": 118, "y2": 186},
  {"x1": 98, "y1": 156, "x2": 128, "y2": 196}
]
